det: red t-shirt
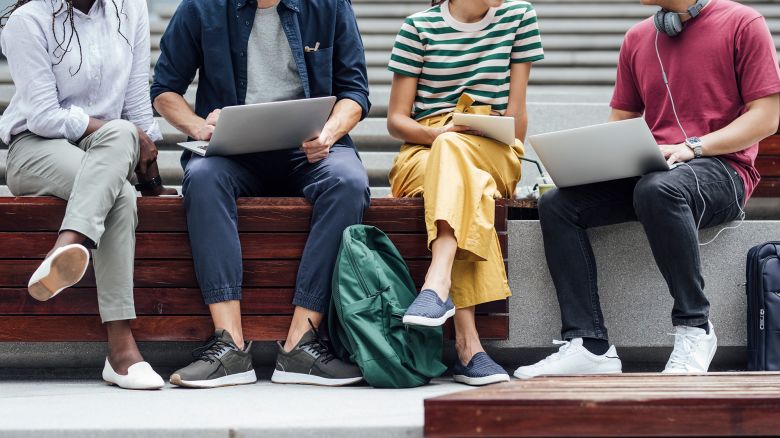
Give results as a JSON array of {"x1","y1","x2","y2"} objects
[{"x1": 610, "y1": 0, "x2": 780, "y2": 199}]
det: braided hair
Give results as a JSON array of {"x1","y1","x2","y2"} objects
[{"x1": 0, "y1": 0, "x2": 131, "y2": 76}]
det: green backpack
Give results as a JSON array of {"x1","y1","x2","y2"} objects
[{"x1": 328, "y1": 225, "x2": 447, "y2": 388}]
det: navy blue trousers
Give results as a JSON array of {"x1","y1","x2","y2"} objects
[{"x1": 182, "y1": 146, "x2": 370, "y2": 313}]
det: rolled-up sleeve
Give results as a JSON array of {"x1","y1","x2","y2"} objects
[
  {"x1": 2, "y1": 15, "x2": 89, "y2": 142},
  {"x1": 150, "y1": 0, "x2": 202, "y2": 104},
  {"x1": 332, "y1": 0, "x2": 371, "y2": 120},
  {"x1": 122, "y1": 0, "x2": 162, "y2": 141}
]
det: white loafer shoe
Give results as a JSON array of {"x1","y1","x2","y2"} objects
[
  {"x1": 102, "y1": 359, "x2": 165, "y2": 390},
  {"x1": 28, "y1": 244, "x2": 90, "y2": 301}
]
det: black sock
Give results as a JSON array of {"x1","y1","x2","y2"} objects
[
  {"x1": 694, "y1": 322, "x2": 709, "y2": 334},
  {"x1": 581, "y1": 338, "x2": 610, "y2": 356}
]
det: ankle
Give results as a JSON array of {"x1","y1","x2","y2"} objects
[
  {"x1": 581, "y1": 338, "x2": 610, "y2": 356},
  {"x1": 421, "y1": 278, "x2": 451, "y2": 301},
  {"x1": 284, "y1": 327, "x2": 312, "y2": 353},
  {"x1": 455, "y1": 339, "x2": 484, "y2": 365}
]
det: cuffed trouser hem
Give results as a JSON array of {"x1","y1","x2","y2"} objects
[
  {"x1": 60, "y1": 216, "x2": 102, "y2": 248},
  {"x1": 100, "y1": 306, "x2": 137, "y2": 324},
  {"x1": 562, "y1": 329, "x2": 609, "y2": 342},
  {"x1": 672, "y1": 317, "x2": 710, "y2": 327},
  {"x1": 203, "y1": 286, "x2": 242, "y2": 305},
  {"x1": 292, "y1": 291, "x2": 328, "y2": 314}
]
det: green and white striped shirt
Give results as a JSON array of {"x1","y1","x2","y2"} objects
[{"x1": 388, "y1": 0, "x2": 544, "y2": 120}]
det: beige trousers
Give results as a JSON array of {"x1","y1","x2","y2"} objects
[
  {"x1": 388, "y1": 95, "x2": 524, "y2": 309},
  {"x1": 6, "y1": 120, "x2": 141, "y2": 322}
]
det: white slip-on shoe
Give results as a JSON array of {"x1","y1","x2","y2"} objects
[
  {"x1": 662, "y1": 321, "x2": 717, "y2": 374},
  {"x1": 102, "y1": 359, "x2": 165, "y2": 390},
  {"x1": 28, "y1": 244, "x2": 90, "y2": 301},
  {"x1": 513, "y1": 338, "x2": 623, "y2": 379}
]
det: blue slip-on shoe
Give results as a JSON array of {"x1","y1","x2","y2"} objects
[
  {"x1": 453, "y1": 352, "x2": 510, "y2": 386},
  {"x1": 402, "y1": 289, "x2": 455, "y2": 327}
]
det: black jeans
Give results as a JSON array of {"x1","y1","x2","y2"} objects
[{"x1": 539, "y1": 157, "x2": 745, "y2": 341}]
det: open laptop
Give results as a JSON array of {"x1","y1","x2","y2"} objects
[
  {"x1": 178, "y1": 96, "x2": 337, "y2": 156},
  {"x1": 527, "y1": 118, "x2": 670, "y2": 188}
]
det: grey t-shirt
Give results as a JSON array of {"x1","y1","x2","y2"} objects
[{"x1": 245, "y1": 6, "x2": 305, "y2": 104}]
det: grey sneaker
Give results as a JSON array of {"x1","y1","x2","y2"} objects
[
  {"x1": 169, "y1": 329, "x2": 257, "y2": 388},
  {"x1": 271, "y1": 325, "x2": 363, "y2": 387}
]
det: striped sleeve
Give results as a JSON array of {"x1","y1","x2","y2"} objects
[
  {"x1": 511, "y1": 4, "x2": 544, "y2": 63},
  {"x1": 388, "y1": 18, "x2": 424, "y2": 77}
]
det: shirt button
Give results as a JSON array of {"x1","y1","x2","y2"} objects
[
  {"x1": 240, "y1": 52, "x2": 245, "y2": 57},
  {"x1": 245, "y1": 20, "x2": 250, "y2": 25}
]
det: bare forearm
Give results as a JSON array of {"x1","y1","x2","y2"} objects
[
  {"x1": 387, "y1": 113, "x2": 439, "y2": 145},
  {"x1": 153, "y1": 92, "x2": 206, "y2": 139},
  {"x1": 505, "y1": 109, "x2": 528, "y2": 142},
  {"x1": 320, "y1": 99, "x2": 363, "y2": 145},
  {"x1": 701, "y1": 98, "x2": 780, "y2": 156},
  {"x1": 80, "y1": 118, "x2": 107, "y2": 140}
]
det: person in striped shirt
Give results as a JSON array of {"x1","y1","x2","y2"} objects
[{"x1": 386, "y1": 0, "x2": 544, "y2": 386}]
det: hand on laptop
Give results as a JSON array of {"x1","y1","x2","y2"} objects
[
  {"x1": 193, "y1": 109, "x2": 221, "y2": 141},
  {"x1": 302, "y1": 129, "x2": 336, "y2": 163},
  {"x1": 660, "y1": 143, "x2": 694, "y2": 166},
  {"x1": 432, "y1": 123, "x2": 485, "y2": 141}
]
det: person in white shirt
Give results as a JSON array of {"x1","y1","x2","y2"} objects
[{"x1": 0, "y1": 0, "x2": 175, "y2": 390}]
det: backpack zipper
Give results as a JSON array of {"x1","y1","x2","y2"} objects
[{"x1": 345, "y1": 238, "x2": 372, "y2": 297}]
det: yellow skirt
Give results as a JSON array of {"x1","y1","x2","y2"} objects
[{"x1": 388, "y1": 95, "x2": 524, "y2": 309}]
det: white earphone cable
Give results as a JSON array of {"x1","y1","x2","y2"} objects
[{"x1": 654, "y1": 30, "x2": 745, "y2": 246}]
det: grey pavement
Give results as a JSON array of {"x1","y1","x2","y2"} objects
[{"x1": 0, "y1": 379, "x2": 465, "y2": 437}]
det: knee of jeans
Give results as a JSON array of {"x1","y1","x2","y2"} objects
[
  {"x1": 183, "y1": 158, "x2": 233, "y2": 198},
  {"x1": 633, "y1": 173, "x2": 678, "y2": 214},
  {"x1": 100, "y1": 120, "x2": 139, "y2": 153},
  {"x1": 114, "y1": 182, "x2": 138, "y2": 219},
  {"x1": 332, "y1": 169, "x2": 370, "y2": 209},
  {"x1": 537, "y1": 188, "x2": 568, "y2": 221}
]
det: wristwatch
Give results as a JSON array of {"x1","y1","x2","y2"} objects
[
  {"x1": 135, "y1": 175, "x2": 162, "y2": 192},
  {"x1": 685, "y1": 137, "x2": 703, "y2": 159}
]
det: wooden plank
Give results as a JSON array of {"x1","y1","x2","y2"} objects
[
  {"x1": 754, "y1": 177, "x2": 780, "y2": 198},
  {"x1": 425, "y1": 374, "x2": 780, "y2": 437},
  {"x1": 0, "y1": 288, "x2": 508, "y2": 315},
  {"x1": 756, "y1": 155, "x2": 780, "y2": 177},
  {"x1": 759, "y1": 135, "x2": 780, "y2": 155},
  {"x1": 0, "y1": 314, "x2": 507, "y2": 341},
  {"x1": 0, "y1": 259, "x2": 438, "y2": 288},
  {"x1": 0, "y1": 197, "x2": 516, "y2": 233},
  {"x1": 0, "y1": 232, "x2": 509, "y2": 260}
]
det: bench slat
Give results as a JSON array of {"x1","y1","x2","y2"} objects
[
  {"x1": 756, "y1": 155, "x2": 780, "y2": 177},
  {"x1": 0, "y1": 287, "x2": 508, "y2": 315},
  {"x1": 0, "y1": 314, "x2": 508, "y2": 341},
  {"x1": 759, "y1": 135, "x2": 780, "y2": 155},
  {"x1": 754, "y1": 177, "x2": 780, "y2": 197},
  {"x1": 0, "y1": 197, "x2": 512, "y2": 233},
  {"x1": 0, "y1": 232, "x2": 508, "y2": 260}
]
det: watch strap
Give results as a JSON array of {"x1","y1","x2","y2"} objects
[{"x1": 135, "y1": 175, "x2": 162, "y2": 192}]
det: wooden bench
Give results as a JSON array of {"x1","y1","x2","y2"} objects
[
  {"x1": 0, "y1": 197, "x2": 534, "y2": 342},
  {"x1": 755, "y1": 134, "x2": 780, "y2": 197},
  {"x1": 424, "y1": 373, "x2": 780, "y2": 437}
]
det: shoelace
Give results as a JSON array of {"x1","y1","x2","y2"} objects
[
  {"x1": 298, "y1": 318, "x2": 336, "y2": 365},
  {"x1": 666, "y1": 332, "x2": 699, "y2": 370},
  {"x1": 192, "y1": 336, "x2": 235, "y2": 364},
  {"x1": 537, "y1": 340, "x2": 574, "y2": 364}
]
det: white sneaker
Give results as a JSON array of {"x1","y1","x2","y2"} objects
[
  {"x1": 28, "y1": 244, "x2": 90, "y2": 301},
  {"x1": 102, "y1": 359, "x2": 165, "y2": 390},
  {"x1": 513, "y1": 338, "x2": 623, "y2": 379},
  {"x1": 662, "y1": 321, "x2": 717, "y2": 374}
]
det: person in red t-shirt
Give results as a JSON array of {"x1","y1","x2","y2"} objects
[{"x1": 515, "y1": 0, "x2": 780, "y2": 379}]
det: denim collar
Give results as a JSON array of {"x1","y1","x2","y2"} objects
[{"x1": 235, "y1": 0, "x2": 299, "y2": 13}]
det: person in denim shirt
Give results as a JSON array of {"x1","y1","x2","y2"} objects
[{"x1": 152, "y1": 0, "x2": 371, "y2": 388}]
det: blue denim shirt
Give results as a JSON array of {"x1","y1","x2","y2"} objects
[{"x1": 150, "y1": 0, "x2": 370, "y2": 156}]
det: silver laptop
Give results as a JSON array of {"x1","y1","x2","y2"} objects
[
  {"x1": 527, "y1": 118, "x2": 670, "y2": 188},
  {"x1": 178, "y1": 96, "x2": 337, "y2": 156}
]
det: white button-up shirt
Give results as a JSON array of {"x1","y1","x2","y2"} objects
[{"x1": 0, "y1": 0, "x2": 161, "y2": 144}]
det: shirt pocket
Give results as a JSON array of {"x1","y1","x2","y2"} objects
[{"x1": 304, "y1": 46, "x2": 333, "y2": 97}]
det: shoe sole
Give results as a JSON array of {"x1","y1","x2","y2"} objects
[
  {"x1": 513, "y1": 368, "x2": 623, "y2": 380},
  {"x1": 402, "y1": 308, "x2": 456, "y2": 327},
  {"x1": 453, "y1": 373, "x2": 510, "y2": 386},
  {"x1": 29, "y1": 246, "x2": 89, "y2": 301},
  {"x1": 270, "y1": 370, "x2": 363, "y2": 387},
  {"x1": 169, "y1": 370, "x2": 257, "y2": 388}
]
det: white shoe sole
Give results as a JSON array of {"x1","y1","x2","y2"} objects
[
  {"x1": 102, "y1": 359, "x2": 165, "y2": 390},
  {"x1": 402, "y1": 307, "x2": 456, "y2": 327},
  {"x1": 270, "y1": 370, "x2": 363, "y2": 387},
  {"x1": 454, "y1": 373, "x2": 510, "y2": 386},
  {"x1": 28, "y1": 244, "x2": 90, "y2": 301},
  {"x1": 170, "y1": 370, "x2": 258, "y2": 388},
  {"x1": 513, "y1": 366, "x2": 623, "y2": 380}
]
